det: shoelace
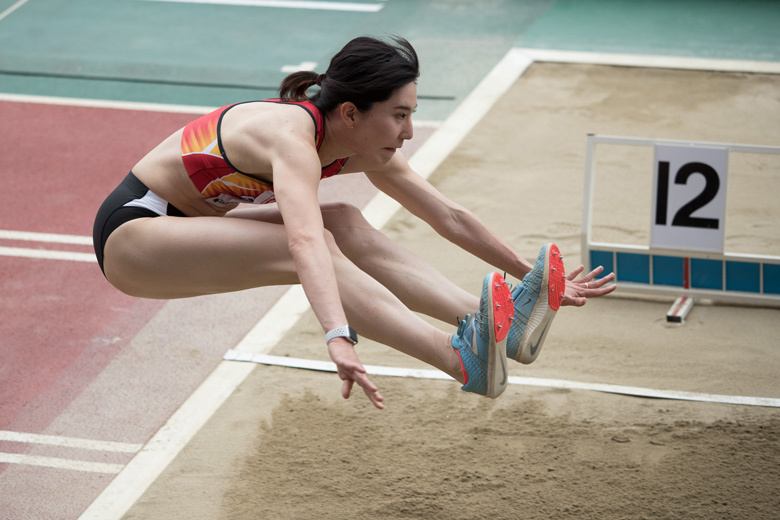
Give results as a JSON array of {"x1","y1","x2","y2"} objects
[{"x1": 455, "y1": 314, "x2": 471, "y2": 344}]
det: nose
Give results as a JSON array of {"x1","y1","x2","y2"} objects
[{"x1": 401, "y1": 117, "x2": 414, "y2": 141}]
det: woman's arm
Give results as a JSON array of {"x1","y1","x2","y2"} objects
[
  {"x1": 364, "y1": 153, "x2": 535, "y2": 280},
  {"x1": 269, "y1": 134, "x2": 384, "y2": 409},
  {"x1": 363, "y1": 153, "x2": 615, "y2": 305}
]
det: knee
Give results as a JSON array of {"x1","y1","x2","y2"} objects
[{"x1": 321, "y1": 202, "x2": 371, "y2": 230}]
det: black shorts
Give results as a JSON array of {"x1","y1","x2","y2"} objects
[{"x1": 93, "y1": 171, "x2": 184, "y2": 275}]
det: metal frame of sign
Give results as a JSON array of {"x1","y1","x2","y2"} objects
[{"x1": 582, "y1": 134, "x2": 780, "y2": 308}]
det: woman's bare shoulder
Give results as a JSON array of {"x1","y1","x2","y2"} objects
[
  {"x1": 225, "y1": 102, "x2": 316, "y2": 140},
  {"x1": 221, "y1": 102, "x2": 318, "y2": 173}
]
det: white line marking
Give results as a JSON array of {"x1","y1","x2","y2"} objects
[
  {"x1": 225, "y1": 351, "x2": 780, "y2": 408},
  {"x1": 281, "y1": 61, "x2": 317, "y2": 73},
  {"x1": 225, "y1": 350, "x2": 453, "y2": 380},
  {"x1": 0, "y1": 229, "x2": 93, "y2": 245},
  {"x1": 79, "y1": 46, "x2": 526, "y2": 520},
  {"x1": 0, "y1": 230, "x2": 96, "y2": 262},
  {"x1": 0, "y1": 246, "x2": 96, "y2": 263},
  {"x1": 141, "y1": 0, "x2": 384, "y2": 12},
  {"x1": 0, "y1": 92, "x2": 214, "y2": 114},
  {"x1": 518, "y1": 48, "x2": 780, "y2": 75},
  {"x1": 0, "y1": 431, "x2": 142, "y2": 453},
  {"x1": 0, "y1": 453, "x2": 124, "y2": 474},
  {"x1": 0, "y1": 0, "x2": 29, "y2": 23}
]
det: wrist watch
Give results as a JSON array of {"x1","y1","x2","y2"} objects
[{"x1": 325, "y1": 325, "x2": 358, "y2": 345}]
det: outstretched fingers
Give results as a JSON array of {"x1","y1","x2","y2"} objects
[
  {"x1": 561, "y1": 264, "x2": 616, "y2": 307},
  {"x1": 329, "y1": 341, "x2": 385, "y2": 409},
  {"x1": 341, "y1": 369, "x2": 385, "y2": 409}
]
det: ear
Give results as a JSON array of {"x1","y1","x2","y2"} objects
[{"x1": 338, "y1": 102, "x2": 358, "y2": 128}]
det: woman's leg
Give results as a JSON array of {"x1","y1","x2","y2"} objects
[
  {"x1": 229, "y1": 203, "x2": 481, "y2": 325},
  {"x1": 102, "y1": 213, "x2": 463, "y2": 380}
]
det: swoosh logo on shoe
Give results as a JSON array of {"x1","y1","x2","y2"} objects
[
  {"x1": 499, "y1": 352, "x2": 507, "y2": 386},
  {"x1": 529, "y1": 320, "x2": 552, "y2": 357},
  {"x1": 516, "y1": 297, "x2": 534, "y2": 317}
]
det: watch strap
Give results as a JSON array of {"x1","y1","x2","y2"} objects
[{"x1": 325, "y1": 325, "x2": 358, "y2": 345}]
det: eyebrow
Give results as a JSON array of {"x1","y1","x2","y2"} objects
[{"x1": 394, "y1": 104, "x2": 417, "y2": 112}]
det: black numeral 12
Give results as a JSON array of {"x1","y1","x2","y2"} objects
[{"x1": 655, "y1": 161, "x2": 720, "y2": 229}]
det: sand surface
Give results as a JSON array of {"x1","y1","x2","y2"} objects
[{"x1": 123, "y1": 63, "x2": 780, "y2": 520}]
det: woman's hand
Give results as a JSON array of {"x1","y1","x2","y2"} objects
[
  {"x1": 561, "y1": 264, "x2": 616, "y2": 307},
  {"x1": 327, "y1": 339, "x2": 385, "y2": 409}
]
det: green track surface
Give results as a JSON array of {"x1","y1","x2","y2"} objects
[
  {"x1": 0, "y1": 0, "x2": 552, "y2": 119},
  {"x1": 0, "y1": 0, "x2": 777, "y2": 120},
  {"x1": 517, "y1": 0, "x2": 780, "y2": 61}
]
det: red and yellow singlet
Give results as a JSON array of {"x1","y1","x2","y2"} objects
[{"x1": 181, "y1": 99, "x2": 347, "y2": 207}]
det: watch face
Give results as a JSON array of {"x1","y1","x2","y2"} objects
[{"x1": 348, "y1": 326, "x2": 358, "y2": 344}]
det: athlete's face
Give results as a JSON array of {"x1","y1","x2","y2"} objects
[{"x1": 353, "y1": 82, "x2": 416, "y2": 163}]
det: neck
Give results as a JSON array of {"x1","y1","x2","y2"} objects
[{"x1": 318, "y1": 112, "x2": 355, "y2": 164}]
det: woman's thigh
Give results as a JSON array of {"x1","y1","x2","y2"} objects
[
  {"x1": 227, "y1": 202, "x2": 371, "y2": 230},
  {"x1": 103, "y1": 214, "x2": 299, "y2": 299}
]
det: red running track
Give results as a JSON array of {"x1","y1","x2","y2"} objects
[
  {"x1": 1, "y1": 101, "x2": 197, "y2": 433},
  {"x1": 0, "y1": 100, "x2": 208, "y2": 518}
]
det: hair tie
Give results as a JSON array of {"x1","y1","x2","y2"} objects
[{"x1": 316, "y1": 73, "x2": 326, "y2": 86}]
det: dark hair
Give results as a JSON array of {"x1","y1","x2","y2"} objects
[{"x1": 278, "y1": 36, "x2": 419, "y2": 114}]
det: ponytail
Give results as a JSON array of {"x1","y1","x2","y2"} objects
[{"x1": 278, "y1": 70, "x2": 319, "y2": 101}]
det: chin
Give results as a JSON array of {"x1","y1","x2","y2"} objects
[{"x1": 380, "y1": 147, "x2": 397, "y2": 162}]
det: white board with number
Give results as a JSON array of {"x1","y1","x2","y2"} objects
[{"x1": 650, "y1": 144, "x2": 728, "y2": 253}]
